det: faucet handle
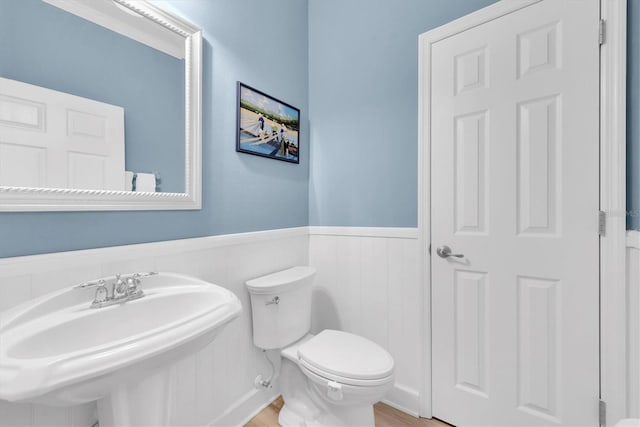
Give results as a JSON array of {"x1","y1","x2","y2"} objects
[
  {"x1": 135, "y1": 272, "x2": 157, "y2": 278},
  {"x1": 113, "y1": 273, "x2": 128, "y2": 296},
  {"x1": 126, "y1": 275, "x2": 142, "y2": 295},
  {"x1": 74, "y1": 279, "x2": 105, "y2": 289},
  {"x1": 93, "y1": 280, "x2": 108, "y2": 303}
]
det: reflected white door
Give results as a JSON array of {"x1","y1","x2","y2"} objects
[
  {"x1": 430, "y1": 1, "x2": 600, "y2": 426},
  {"x1": 0, "y1": 77, "x2": 125, "y2": 190}
]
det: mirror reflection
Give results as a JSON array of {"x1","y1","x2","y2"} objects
[{"x1": 0, "y1": 0, "x2": 186, "y2": 193}]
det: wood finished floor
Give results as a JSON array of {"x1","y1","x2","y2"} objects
[{"x1": 244, "y1": 396, "x2": 453, "y2": 427}]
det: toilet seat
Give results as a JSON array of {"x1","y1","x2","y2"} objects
[
  {"x1": 299, "y1": 359, "x2": 394, "y2": 388},
  {"x1": 297, "y1": 330, "x2": 394, "y2": 387}
]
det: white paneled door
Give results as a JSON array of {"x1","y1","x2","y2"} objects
[
  {"x1": 430, "y1": 1, "x2": 600, "y2": 426},
  {"x1": 0, "y1": 77, "x2": 125, "y2": 190}
]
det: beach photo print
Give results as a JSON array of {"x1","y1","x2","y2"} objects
[{"x1": 236, "y1": 82, "x2": 300, "y2": 164}]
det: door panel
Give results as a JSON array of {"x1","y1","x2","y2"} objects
[
  {"x1": 454, "y1": 111, "x2": 488, "y2": 235},
  {"x1": 430, "y1": 1, "x2": 600, "y2": 426},
  {"x1": 454, "y1": 270, "x2": 489, "y2": 397},
  {"x1": 0, "y1": 77, "x2": 125, "y2": 190}
]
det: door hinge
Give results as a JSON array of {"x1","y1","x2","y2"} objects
[
  {"x1": 598, "y1": 210, "x2": 607, "y2": 236},
  {"x1": 599, "y1": 19, "x2": 606, "y2": 45},
  {"x1": 599, "y1": 399, "x2": 607, "y2": 426}
]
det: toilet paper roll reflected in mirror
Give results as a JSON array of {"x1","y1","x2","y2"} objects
[{"x1": 135, "y1": 173, "x2": 156, "y2": 192}]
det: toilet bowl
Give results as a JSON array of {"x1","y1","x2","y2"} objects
[
  {"x1": 281, "y1": 330, "x2": 394, "y2": 426},
  {"x1": 246, "y1": 267, "x2": 395, "y2": 427}
]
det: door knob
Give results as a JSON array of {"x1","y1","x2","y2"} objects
[{"x1": 436, "y1": 245, "x2": 464, "y2": 258}]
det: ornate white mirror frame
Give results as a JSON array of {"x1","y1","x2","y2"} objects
[{"x1": 0, "y1": 0, "x2": 202, "y2": 211}]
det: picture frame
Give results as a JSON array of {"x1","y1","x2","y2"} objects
[{"x1": 236, "y1": 82, "x2": 300, "y2": 164}]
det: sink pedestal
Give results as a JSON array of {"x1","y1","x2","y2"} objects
[{"x1": 97, "y1": 368, "x2": 173, "y2": 427}]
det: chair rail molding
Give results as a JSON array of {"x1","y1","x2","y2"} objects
[{"x1": 308, "y1": 226, "x2": 418, "y2": 239}]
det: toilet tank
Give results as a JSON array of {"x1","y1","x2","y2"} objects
[{"x1": 245, "y1": 266, "x2": 316, "y2": 350}]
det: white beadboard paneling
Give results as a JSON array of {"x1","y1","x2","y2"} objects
[
  {"x1": 335, "y1": 236, "x2": 363, "y2": 334},
  {"x1": 205, "y1": 332, "x2": 230, "y2": 421},
  {"x1": 195, "y1": 340, "x2": 224, "y2": 424},
  {"x1": 627, "y1": 231, "x2": 640, "y2": 418},
  {"x1": 170, "y1": 355, "x2": 198, "y2": 426},
  {"x1": 32, "y1": 405, "x2": 71, "y2": 427},
  {"x1": 222, "y1": 312, "x2": 252, "y2": 406},
  {"x1": 70, "y1": 403, "x2": 96, "y2": 427},
  {"x1": 387, "y1": 238, "x2": 422, "y2": 393},
  {"x1": 0, "y1": 400, "x2": 32, "y2": 427},
  {"x1": 309, "y1": 235, "x2": 340, "y2": 333},
  {"x1": 155, "y1": 248, "x2": 228, "y2": 285},
  {"x1": 360, "y1": 237, "x2": 389, "y2": 349},
  {"x1": 388, "y1": 239, "x2": 405, "y2": 375},
  {"x1": 403, "y1": 239, "x2": 422, "y2": 392},
  {"x1": 100, "y1": 256, "x2": 158, "y2": 279},
  {"x1": 0, "y1": 228, "x2": 308, "y2": 427}
]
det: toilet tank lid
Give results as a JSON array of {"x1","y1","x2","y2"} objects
[{"x1": 245, "y1": 266, "x2": 316, "y2": 294}]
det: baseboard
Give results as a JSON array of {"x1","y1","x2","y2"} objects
[
  {"x1": 382, "y1": 383, "x2": 421, "y2": 418},
  {"x1": 208, "y1": 387, "x2": 281, "y2": 427},
  {"x1": 210, "y1": 383, "x2": 419, "y2": 426}
]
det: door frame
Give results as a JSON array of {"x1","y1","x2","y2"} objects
[{"x1": 417, "y1": 0, "x2": 628, "y2": 423}]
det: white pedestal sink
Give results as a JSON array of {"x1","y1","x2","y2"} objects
[{"x1": 0, "y1": 272, "x2": 242, "y2": 426}]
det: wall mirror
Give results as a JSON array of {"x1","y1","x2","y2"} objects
[{"x1": 0, "y1": 0, "x2": 202, "y2": 211}]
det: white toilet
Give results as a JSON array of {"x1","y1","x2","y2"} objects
[{"x1": 246, "y1": 266, "x2": 394, "y2": 427}]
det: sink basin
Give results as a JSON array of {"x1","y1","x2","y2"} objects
[{"x1": 0, "y1": 272, "x2": 241, "y2": 426}]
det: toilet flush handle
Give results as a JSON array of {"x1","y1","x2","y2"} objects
[
  {"x1": 327, "y1": 381, "x2": 343, "y2": 401},
  {"x1": 265, "y1": 296, "x2": 280, "y2": 305}
]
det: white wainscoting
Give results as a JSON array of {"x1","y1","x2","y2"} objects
[
  {"x1": 308, "y1": 226, "x2": 422, "y2": 416},
  {"x1": 627, "y1": 230, "x2": 640, "y2": 418},
  {"x1": 0, "y1": 227, "x2": 308, "y2": 427},
  {"x1": 1, "y1": 227, "x2": 637, "y2": 426}
]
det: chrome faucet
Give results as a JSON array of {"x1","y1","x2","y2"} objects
[
  {"x1": 74, "y1": 272, "x2": 157, "y2": 308},
  {"x1": 112, "y1": 274, "x2": 127, "y2": 299}
]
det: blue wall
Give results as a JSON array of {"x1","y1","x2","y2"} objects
[
  {"x1": 2, "y1": 0, "x2": 638, "y2": 259},
  {"x1": 308, "y1": 0, "x2": 495, "y2": 227},
  {"x1": 308, "y1": 0, "x2": 640, "y2": 230},
  {"x1": 0, "y1": 0, "x2": 309, "y2": 258},
  {"x1": 0, "y1": 0, "x2": 185, "y2": 192},
  {"x1": 628, "y1": 0, "x2": 640, "y2": 230}
]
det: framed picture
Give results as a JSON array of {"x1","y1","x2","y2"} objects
[{"x1": 236, "y1": 82, "x2": 300, "y2": 164}]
